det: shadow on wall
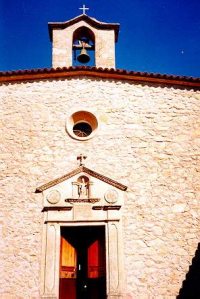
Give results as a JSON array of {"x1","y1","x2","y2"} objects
[{"x1": 177, "y1": 243, "x2": 200, "y2": 299}]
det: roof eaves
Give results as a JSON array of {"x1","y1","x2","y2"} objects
[{"x1": 0, "y1": 66, "x2": 199, "y2": 88}]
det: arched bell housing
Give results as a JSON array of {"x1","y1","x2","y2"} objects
[{"x1": 73, "y1": 26, "x2": 95, "y2": 65}]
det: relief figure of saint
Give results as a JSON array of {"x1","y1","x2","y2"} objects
[{"x1": 77, "y1": 176, "x2": 89, "y2": 198}]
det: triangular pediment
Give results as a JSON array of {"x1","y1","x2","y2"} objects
[{"x1": 36, "y1": 166, "x2": 127, "y2": 193}]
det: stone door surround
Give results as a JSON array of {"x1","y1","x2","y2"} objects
[{"x1": 37, "y1": 163, "x2": 127, "y2": 299}]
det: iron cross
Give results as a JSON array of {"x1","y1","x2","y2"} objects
[
  {"x1": 79, "y1": 4, "x2": 89, "y2": 15},
  {"x1": 77, "y1": 154, "x2": 87, "y2": 166}
]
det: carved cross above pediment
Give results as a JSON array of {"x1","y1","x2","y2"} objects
[{"x1": 77, "y1": 154, "x2": 87, "y2": 166}]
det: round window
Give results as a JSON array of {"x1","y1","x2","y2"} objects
[
  {"x1": 73, "y1": 122, "x2": 92, "y2": 137},
  {"x1": 66, "y1": 111, "x2": 98, "y2": 141}
]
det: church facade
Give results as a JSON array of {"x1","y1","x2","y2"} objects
[{"x1": 1, "y1": 13, "x2": 200, "y2": 299}]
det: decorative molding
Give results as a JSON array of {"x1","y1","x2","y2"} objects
[
  {"x1": 83, "y1": 167, "x2": 127, "y2": 191},
  {"x1": 65, "y1": 198, "x2": 100, "y2": 203},
  {"x1": 36, "y1": 165, "x2": 127, "y2": 192},
  {"x1": 92, "y1": 206, "x2": 121, "y2": 211},
  {"x1": 46, "y1": 190, "x2": 61, "y2": 204},
  {"x1": 36, "y1": 167, "x2": 82, "y2": 192},
  {"x1": 42, "y1": 207, "x2": 72, "y2": 212},
  {"x1": 104, "y1": 189, "x2": 119, "y2": 204}
]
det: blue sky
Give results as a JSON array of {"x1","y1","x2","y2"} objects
[{"x1": 0, "y1": 0, "x2": 200, "y2": 77}]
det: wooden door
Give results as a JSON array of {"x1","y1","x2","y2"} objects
[
  {"x1": 59, "y1": 237, "x2": 77, "y2": 299},
  {"x1": 86, "y1": 239, "x2": 106, "y2": 299}
]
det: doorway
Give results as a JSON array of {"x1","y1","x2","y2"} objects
[{"x1": 59, "y1": 226, "x2": 106, "y2": 299}]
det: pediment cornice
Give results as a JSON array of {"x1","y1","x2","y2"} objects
[{"x1": 36, "y1": 166, "x2": 127, "y2": 193}]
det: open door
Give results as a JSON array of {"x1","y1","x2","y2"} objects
[
  {"x1": 59, "y1": 226, "x2": 106, "y2": 299},
  {"x1": 59, "y1": 237, "x2": 77, "y2": 299}
]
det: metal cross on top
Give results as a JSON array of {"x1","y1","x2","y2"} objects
[
  {"x1": 79, "y1": 4, "x2": 89, "y2": 15},
  {"x1": 77, "y1": 154, "x2": 87, "y2": 166}
]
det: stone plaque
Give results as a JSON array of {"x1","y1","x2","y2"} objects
[
  {"x1": 73, "y1": 204, "x2": 92, "y2": 220},
  {"x1": 46, "y1": 190, "x2": 61, "y2": 204},
  {"x1": 104, "y1": 189, "x2": 119, "y2": 204}
]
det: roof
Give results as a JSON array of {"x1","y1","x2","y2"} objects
[
  {"x1": 0, "y1": 66, "x2": 199, "y2": 88},
  {"x1": 35, "y1": 165, "x2": 127, "y2": 192},
  {"x1": 48, "y1": 14, "x2": 120, "y2": 42}
]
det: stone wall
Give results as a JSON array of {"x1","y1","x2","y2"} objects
[{"x1": 0, "y1": 77, "x2": 200, "y2": 298}]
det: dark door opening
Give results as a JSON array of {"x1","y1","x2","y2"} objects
[{"x1": 59, "y1": 226, "x2": 106, "y2": 299}]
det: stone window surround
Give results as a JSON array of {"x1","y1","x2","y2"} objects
[{"x1": 66, "y1": 110, "x2": 99, "y2": 141}]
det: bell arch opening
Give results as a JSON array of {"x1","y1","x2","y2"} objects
[{"x1": 72, "y1": 26, "x2": 95, "y2": 66}]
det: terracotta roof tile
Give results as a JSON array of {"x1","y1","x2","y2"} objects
[{"x1": 0, "y1": 66, "x2": 199, "y2": 88}]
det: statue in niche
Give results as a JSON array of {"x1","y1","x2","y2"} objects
[{"x1": 77, "y1": 176, "x2": 89, "y2": 198}]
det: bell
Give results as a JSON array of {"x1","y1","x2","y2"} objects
[{"x1": 77, "y1": 48, "x2": 90, "y2": 64}]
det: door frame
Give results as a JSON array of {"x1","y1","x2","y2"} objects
[
  {"x1": 59, "y1": 225, "x2": 107, "y2": 299},
  {"x1": 40, "y1": 220, "x2": 125, "y2": 299}
]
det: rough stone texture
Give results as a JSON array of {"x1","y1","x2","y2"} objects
[
  {"x1": 52, "y1": 20, "x2": 116, "y2": 68},
  {"x1": 0, "y1": 77, "x2": 200, "y2": 298}
]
